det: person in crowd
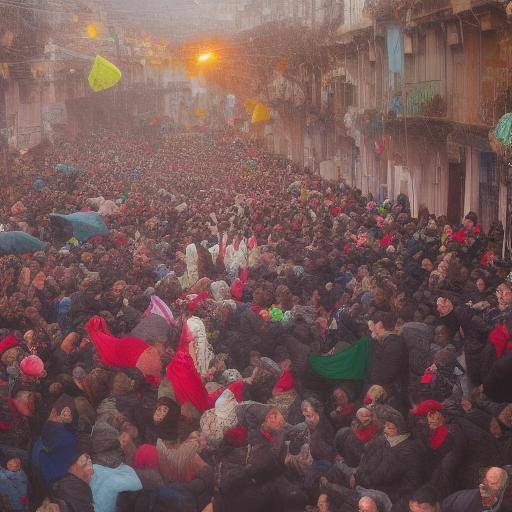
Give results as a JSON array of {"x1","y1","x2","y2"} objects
[{"x1": 0, "y1": 129, "x2": 510, "y2": 511}]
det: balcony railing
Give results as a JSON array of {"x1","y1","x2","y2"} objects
[{"x1": 404, "y1": 80, "x2": 446, "y2": 117}]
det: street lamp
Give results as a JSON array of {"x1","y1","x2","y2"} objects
[{"x1": 197, "y1": 52, "x2": 214, "y2": 63}]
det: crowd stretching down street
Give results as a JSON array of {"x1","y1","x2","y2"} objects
[{"x1": 1, "y1": 129, "x2": 512, "y2": 512}]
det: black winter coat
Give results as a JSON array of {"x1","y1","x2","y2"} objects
[
  {"x1": 483, "y1": 352, "x2": 512, "y2": 403},
  {"x1": 357, "y1": 435, "x2": 425, "y2": 503},
  {"x1": 441, "y1": 488, "x2": 482, "y2": 512},
  {"x1": 368, "y1": 334, "x2": 408, "y2": 399},
  {"x1": 51, "y1": 473, "x2": 94, "y2": 512}
]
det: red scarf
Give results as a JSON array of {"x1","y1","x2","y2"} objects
[
  {"x1": 421, "y1": 368, "x2": 434, "y2": 384},
  {"x1": 339, "y1": 403, "x2": 355, "y2": 417},
  {"x1": 430, "y1": 425, "x2": 449, "y2": 450},
  {"x1": 488, "y1": 323, "x2": 512, "y2": 358},
  {"x1": 355, "y1": 423, "x2": 378, "y2": 442},
  {"x1": 272, "y1": 370, "x2": 294, "y2": 394}
]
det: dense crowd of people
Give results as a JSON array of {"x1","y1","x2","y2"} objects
[{"x1": 1, "y1": 128, "x2": 512, "y2": 512}]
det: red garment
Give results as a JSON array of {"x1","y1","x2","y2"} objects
[
  {"x1": 339, "y1": 403, "x2": 355, "y2": 417},
  {"x1": 452, "y1": 228, "x2": 467, "y2": 244},
  {"x1": 421, "y1": 369, "x2": 434, "y2": 384},
  {"x1": 209, "y1": 379, "x2": 244, "y2": 403},
  {"x1": 240, "y1": 267, "x2": 249, "y2": 285},
  {"x1": 413, "y1": 400, "x2": 444, "y2": 417},
  {"x1": 247, "y1": 236, "x2": 257, "y2": 249},
  {"x1": 0, "y1": 335, "x2": 18, "y2": 354},
  {"x1": 86, "y1": 316, "x2": 148, "y2": 367},
  {"x1": 273, "y1": 370, "x2": 294, "y2": 394},
  {"x1": 261, "y1": 429, "x2": 273, "y2": 442},
  {"x1": 166, "y1": 351, "x2": 244, "y2": 413},
  {"x1": 187, "y1": 292, "x2": 209, "y2": 314},
  {"x1": 379, "y1": 233, "x2": 393, "y2": 248},
  {"x1": 429, "y1": 425, "x2": 449, "y2": 450},
  {"x1": 231, "y1": 279, "x2": 244, "y2": 302},
  {"x1": 488, "y1": 323, "x2": 512, "y2": 358},
  {"x1": 354, "y1": 423, "x2": 379, "y2": 442},
  {"x1": 224, "y1": 425, "x2": 248, "y2": 446},
  {"x1": 166, "y1": 351, "x2": 211, "y2": 412},
  {"x1": 134, "y1": 444, "x2": 159, "y2": 469},
  {"x1": 177, "y1": 322, "x2": 194, "y2": 352},
  {"x1": 330, "y1": 206, "x2": 341, "y2": 217}
]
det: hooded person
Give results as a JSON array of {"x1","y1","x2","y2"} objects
[
  {"x1": 413, "y1": 400, "x2": 467, "y2": 498},
  {"x1": 50, "y1": 452, "x2": 94, "y2": 512},
  {"x1": 32, "y1": 394, "x2": 78, "y2": 487},
  {"x1": 145, "y1": 397, "x2": 181, "y2": 444},
  {"x1": 441, "y1": 466, "x2": 508, "y2": 512},
  {"x1": 0, "y1": 451, "x2": 29, "y2": 512},
  {"x1": 329, "y1": 385, "x2": 357, "y2": 430},
  {"x1": 354, "y1": 405, "x2": 424, "y2": 504},
  {"x1": 200, "y1": 389, "x2": 239, "y2": 447},
  {"x1": 335, "y1": 407, "x2": 380, "y2": 467}
]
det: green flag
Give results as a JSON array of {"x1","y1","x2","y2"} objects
[{"x1": 309, "y1": 336, "x2": 372, "y2": 380}]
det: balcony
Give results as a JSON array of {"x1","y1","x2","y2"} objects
[
  {"x1": 388, "y1": 80, "x2": 446, "y2": 118},
  {"x1": 405, "y1": 80, "x2": 446, "y2": 117}
]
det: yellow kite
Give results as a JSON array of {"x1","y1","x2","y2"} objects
[
  {"x1": 244, "y1": 99, "x2": 258, "y2": 115},
  {"x1": 251, "y1": 102, "x2": 271, "y2": 124},
  {"x1": 88, "y1": 55, "x2": 121, "y2": 92}
]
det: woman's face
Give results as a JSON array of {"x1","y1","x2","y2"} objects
[
  {"x1": 476, "y1": 278, "x2": 486, "y2": 293},
  {"x1": 383, "y1": 421, "x2": 398, "y2": 438},
  {"x1": 153, "y1": 404, "x2": 169, "y2": 424},
  {"x1": 333, "y1": 388, "x2": 348, "y2": 407}
]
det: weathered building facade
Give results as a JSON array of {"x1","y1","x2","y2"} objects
[{"x1": 232, "y1": 0, "x2": 511, "y2": 233}]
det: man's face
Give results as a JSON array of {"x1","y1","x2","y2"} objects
[
  {"x1": 317, "y1": 494, "x2": 329, "y2": 512},
  {"x1": 383, "y1": 421, "x2": 398, "y2": 438},
  {"x1": 427, "y1": 411, "x2": 443, "y2": 430},
  {"x1": 479, "y1": 467, "x2": 505, "y2": 508},
  {"x1": 497, "y1": 284, "x2": 512, "y2": 309},
  {"x1": 368, "y1": 320, "x2": 384, "y2": 339},
  {"x1": 302, "y1": 405, "x2": 320, "y2": 429},
  {"x1": 436, "y1": 298, "x2": 453, "y2": 317},
  {"x1": 463, "y1": 218, "x2": 474, "y2": 230},
  {"x1": 357, "y1": 408, "x2": 373, "y2": 427}
]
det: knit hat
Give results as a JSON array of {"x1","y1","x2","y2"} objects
[
  {"x1": 374, "y1": 405, "x2": 408, "y2": 434},
  {"x1": 19, "y1": 355, "x2": 46, "y2": 378},
  {"x1": 413, "y1": 400, "x2": 444, "y2": 417},
  {"x1": 134, "y1": 444, "x2": 159, "y2": 469},
  {"x1": 465, "y1": 211, "x2": 478, "y2": 224},
  {"x1": 0, "y1": 335, "x2": 18, "y2": 355}
]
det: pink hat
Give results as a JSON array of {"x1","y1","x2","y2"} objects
[{"x1": 20, "y1": 355, "x2": 46, "y2": 378}]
